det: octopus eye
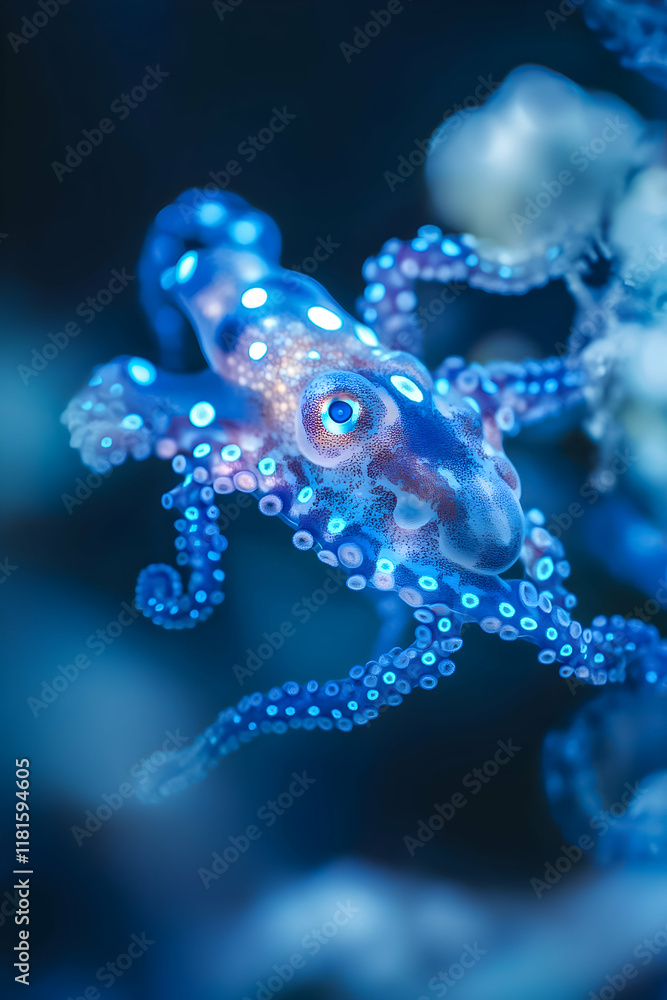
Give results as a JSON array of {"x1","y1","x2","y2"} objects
[{"x1": 321, "y1": 398, "x2": 360, "y2": 435}]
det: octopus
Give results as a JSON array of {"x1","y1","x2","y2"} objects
[{"x1": 62, "y1": 182, "x2": 667, "y2": 803}]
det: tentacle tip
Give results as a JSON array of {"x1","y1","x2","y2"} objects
[{"x1": 133, "y1": 736, "x2": 218, "y2": 804}]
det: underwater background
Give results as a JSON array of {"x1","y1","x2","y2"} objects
[{"x1": 2, "y1": 1, "x2": 667, "y2": 997}]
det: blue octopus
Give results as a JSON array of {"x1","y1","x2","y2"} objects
[{"x1": 62, "y1": 185, "x2": 667, "y2": 803}]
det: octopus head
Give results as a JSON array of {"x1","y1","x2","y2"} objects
[{"x1": 295, "y1": 363, "x2": 524, "y2": 576}]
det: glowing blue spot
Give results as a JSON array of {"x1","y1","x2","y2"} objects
[
  {"x1": 307, "y1": 705, "x2": 320, "y2": 716},
  {"x1": 285, "y1": 706, "x2": 295, "y2": 716},
  {"x1": 647, "y1": 670, "x2": 658, "y2": 684},
  {"x1": 482, "y1": 380, "x2": 498, "y2": 394},
  {"x1": 121, "y1": 413, "x2": 143, "y2": 430},
  {"x1": 465, "y1": 254, "x2": 479, "y2": 266},
  {"x1": 560, "y1": 644, "x2": 573, "y2": 657},
  {"x1": 499, "y1": 603, "x2": 515, "y2": 618},
  {"x1": 347, "y1": 700, "x2": 358, "y2": 711},
  {"x1": 435, "y1": 378, "x2": 450, "y2": 395},
  {"x1": 378, "y1": 254, "x2": 394, "y2": 268},
  {"x1": 365, "y1": 282, "x2": 386, "y2": 303},
  {"x1": 189, "y1": 401, "x2": 216, "y2": 427},
  {"x1": 382, "y1": 671, "x2": 396, "y2": 684},
  {"x1": 101, "y1": 436, "x2": 112, "y2": 448},
  {"x1": 594, "y1": 653, "x2": 605, "y2": 664},
  {"x1": 354, "y1": 323, "x2": 379, "y2": 346},
  {"x1": 307, "y1": 306, "x2": 343, "y2": 331},
  {"x1": 377, "y1": 558, "x2": 394, "y2": 574},
  {"x1": 418, "y1": 225, "x2": 441, "y2": 243},
  {"x1": 298, "y1": 487, "x2": 313, "y2": 503},
  {"x1": 248, "y1": 341, "x2": 267, "y2": 361},
  {"x1": 390, "y1": 374, "x2": 423, "y2": 402},
  {"x1": 441, "y1": 239, "x2": 460, "y2": 256},
  {"x1": 396, "y1": 290, "x2": 417, "y2": 311},
  {"x1": 195, "y1": 589, "x2": 207, "y2": 604},
  {"x1": 248, "y1": 721, "x2": 256, "y2": 730},
  {"x1": 327, "y1": 516, "x2": 346, "y2": 535},
  {"x1": 185, "y1": 507, "x2": 198, "y2": 520},
  {"x1": 81, "y1": 400, "x2": 93, "y2": 410},
  {"x1": 422, "y1": 651, "x2": 436, "y2": 665},
  {"x1": 544, "y1": 378, "x2": 558, "y2": 393},
  {"x1": 546, "y1": 246, "x2": 561, "y2": 260},
  {"x1": 193, "y1": 443, "x2": 211, "y2": 458},
  {"x1": 175, "y1": 251, "x2": 198, "y2": 283},
  {"x1": 266, "y1": 704, "x2": 278, "y2": 716},
  {"x1": 232, "y1": 219, "x2": 260, "y2": 244},
  {"x1": 258, "y1": 458, "x2": 276, "y2": 475},
  {"x1": 128, "y1": 358, "x2": 156, "y2": 385},
  {"x1": 160, "y1": 267, "x2": 176, "y2": 290},
  {"x1": 221, "y1": 444, "x2": 241, "y2": 462},
  {"x1": 546, "y1": 627, "x2": 558, "y2": 641},
  {"x1": 520, "y1": 617, "x2": 537, "y2": 631},
  {"x1": 411, "y1": 237, "x2": 429, "y2": 252},
  {"x1": 367, "y1": 690, "x2": 379, "y2": 700},
  {"x1": 462, "y1": 593, "x2": 479, "y2": 608},
  {"x1": 536, "y1": 556, "x2": 554, "y2": 581},
  {"x1": 241, "y1": 286, "x2": 267, "y2": 309},
  {"x1": 89, "y1": 375, "x2": 103, "y2": 387},
  {"x1": 418, "y1": 575, "x2": 437, "y2": 591},
  {"x1": 307, "y1": 350, "x2": 320, "y2": 359},
  {"x1": 498, "y1": 266, "x2": 512, "y2": 279},
  {"x1": 437, "y1": 618, "x2": 452, "y2": 633},
  {"x1": 197, "y1": 201, "x2": 226, "y2": 226}
]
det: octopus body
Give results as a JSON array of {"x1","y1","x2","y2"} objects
[{"x1": 62, "y1": 185, "x2": 667, "y2": 802}]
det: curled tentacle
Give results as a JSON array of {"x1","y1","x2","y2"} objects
[
  {"x1": 358, "y1": 230, "x2": 582, "y2": 356},
  {"x1": 136, "y1": 479, "x2": 227, "y2": 629},
  {"x1": 135, "y1": 618, "x2": 463, "y2": 802},
  {"x1": 138, "y1": 188, "x2": 281, "y2": 369},
  {"x1": 432, "y1": 355, "x2": 586, "y2": 437}
]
